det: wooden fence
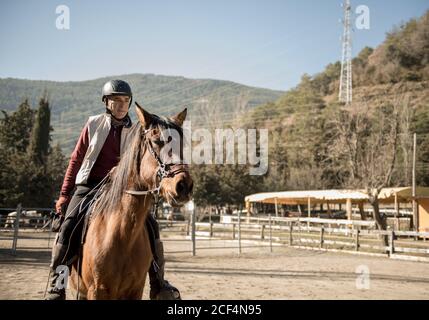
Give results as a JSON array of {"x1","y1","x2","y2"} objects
[
  {"x1": 0, "y1": 205, "x2": 53, "y2": 254},
  {"x1": 158, "y1": 214, "x2": 429, "y2": 262},
  {"x1": 2, "y1": 205, "x2": 428, "y2": 263}
]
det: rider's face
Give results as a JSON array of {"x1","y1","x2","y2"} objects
[{"x1": 107, "y1": 95, "x2": 130, "y2": 119}]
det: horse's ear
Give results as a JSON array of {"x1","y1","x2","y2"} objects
[
  {"x1": 135, "y1": 102, "x2": 153, "y2": 129},
  {"x1": 171, "y1": 108, "x2": 187, "y2": 127}
]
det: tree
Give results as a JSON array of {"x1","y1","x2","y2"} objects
[
  {"x1": 29, "y1": 95, "x2": 51, "y2": 164},
  {"x1": 0, "y1": 99, "x2": 35, "y2": 153},
  {"x1": 191, "y1": 165, "x2": 222, "y2": 207},
  {"x1": 0, "y1": 96, "x2": 67, "y2": 208},
  {"x1": 326, "y1": 97, "x2": 407, "y2": 234},
  {"x1": 48, "y1": 143, "x2": 67, "y2": 194},
  {"x1": 0, "y1": 99, "x2": 35, "y2": 206},
  {"x1": 263, "y1": 128, "x2": 289, "y2": 191}
]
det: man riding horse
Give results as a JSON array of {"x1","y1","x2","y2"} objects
[{"x1": 46, "y1": 80, "x2": 181, "y2": 300}]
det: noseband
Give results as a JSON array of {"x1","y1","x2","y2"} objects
[{"x1": 125, "y1": 127, "x2": 189, "y2": 197}]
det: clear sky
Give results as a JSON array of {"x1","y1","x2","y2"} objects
[{"x1": 0, "y1": 0, "x2": 428, "y2": 91}]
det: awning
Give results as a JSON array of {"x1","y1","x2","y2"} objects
[{"x1": 245, "y1": 187, "x2": 429, "y2": 205}]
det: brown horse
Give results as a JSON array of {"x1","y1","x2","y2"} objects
[{"x1": 69, "y1": 103, "x2": 193, "y2": 299}]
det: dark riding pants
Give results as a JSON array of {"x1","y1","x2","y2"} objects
[{"x1": 55, "y1": 185, "x2": 98, "y2": 266}]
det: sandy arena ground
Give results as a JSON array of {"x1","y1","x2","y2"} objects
[{"x1": 0, "y1": 230, "x2": 428, "y2": 300}]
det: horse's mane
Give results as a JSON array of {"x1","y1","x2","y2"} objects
[{"x1": 94, "y1": 114, "x2": 183, "y2": 215}]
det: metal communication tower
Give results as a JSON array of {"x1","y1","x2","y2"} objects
[{"x1": 339, "y1": 0, "x2": 352, "y2": 104}]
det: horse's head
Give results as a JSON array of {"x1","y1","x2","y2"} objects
[{"x1": 135, "y1": 102, "x2": 193, "y2": 207}]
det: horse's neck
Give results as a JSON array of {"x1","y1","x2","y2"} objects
[{"x1": 107, "y1": 194, "x2": 152, "y2": 245}]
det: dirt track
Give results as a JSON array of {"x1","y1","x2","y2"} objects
[{"x1": 0, "y1": 231, "x2": 428, "y2": 300}]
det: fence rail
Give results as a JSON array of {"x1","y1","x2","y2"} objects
[
  {"x1": 2, "y1": 205, "x2": 429, "y2": 263},
  {"x1": 0, "y1": 205, "x2": 53, "y2": 254},
  {"x1": 159, "y1": 216, "x2": 429, "y2": 262}
]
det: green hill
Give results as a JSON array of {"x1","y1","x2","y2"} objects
[{"x1": 0, "y1": 74, "x2": 283, "y2": 154}]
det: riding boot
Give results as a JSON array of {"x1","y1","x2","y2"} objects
[
  {"x1": 45, "y1": 242, "x2": 69, "y2": 300},
  {"x1": 149, "y1": 239, "x2": 181, "y2": 300}
]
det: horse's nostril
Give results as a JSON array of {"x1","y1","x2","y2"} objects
[{"x1": 176, "y1": 180, "x2": 186, "y2": 196}]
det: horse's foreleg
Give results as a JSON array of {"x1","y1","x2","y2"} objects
[
  {"x1": 126, "y1": 274, "x2": 147, "y2": 300},
  {"x1": 69, "y1": 264, "x2": 88, "y2": 300},
  {"x1": 122, "y1": 287, "x2": 144, "y2": 300},
  {"x1": 87, "y1": 286, "x2": 107, "y2": 300},
  {"x1": 86, "y1": 286, "x2": 97, "y2": 300},
  {"x1": 87, "y1": 283, "x2": 114, "y2": 300},
  {"x1": 134, "y1": 273, "x2": 147, "y2": 300}
]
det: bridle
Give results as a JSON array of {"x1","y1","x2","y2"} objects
[{"x1": 125, "y1": 126, "x2": 189, "y2": 198}]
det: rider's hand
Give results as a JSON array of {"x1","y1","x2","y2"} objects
[{"x1": 55, "y1": 196, "x2": 69, "y2": 216}]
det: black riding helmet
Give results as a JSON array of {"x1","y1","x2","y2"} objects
[{"x1": 102, "y1": 79, "x2": 133, "y2": 106}]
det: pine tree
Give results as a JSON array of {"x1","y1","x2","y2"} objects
[{"x1": 29, "y1": 96, "x2": 51, "y2": 164}]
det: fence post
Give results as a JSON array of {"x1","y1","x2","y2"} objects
[
  {"x1": 260, "y1": 224, "x2": 265, "y2": 240},
  {"x1": 210, "y1": 222, "x2": 213, "y2": 237},
  {"x1": 307, "y1": 197, "x2": 311, "y2": 230},
  {"x1": 269, "y1": 214, "x2": 272, "y2": 253},
  {"x1": 389, "y1": 230, "x2": 394, "y2": 256},
  {"x1": 238, "y1": 209, "x2": 241, "y2": 254},
  {"x1": 192, "y1": 205, "x2": 196, "y2": 256},
  {"x1": 232, "y1": 223, "x2": 235, "y2": 240},
  {"x1": 320, "y1": 225, "x2": 324, "y2": 249},
  {"x1": 355, "y1": 229, "x2": 360, "y2": 251},
  {"x1": 12, "y1": 204, "x2": 22, "y2": 254},
  {"x1": 289, "y1": 222, "x2": 293, "y2": 246}
]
